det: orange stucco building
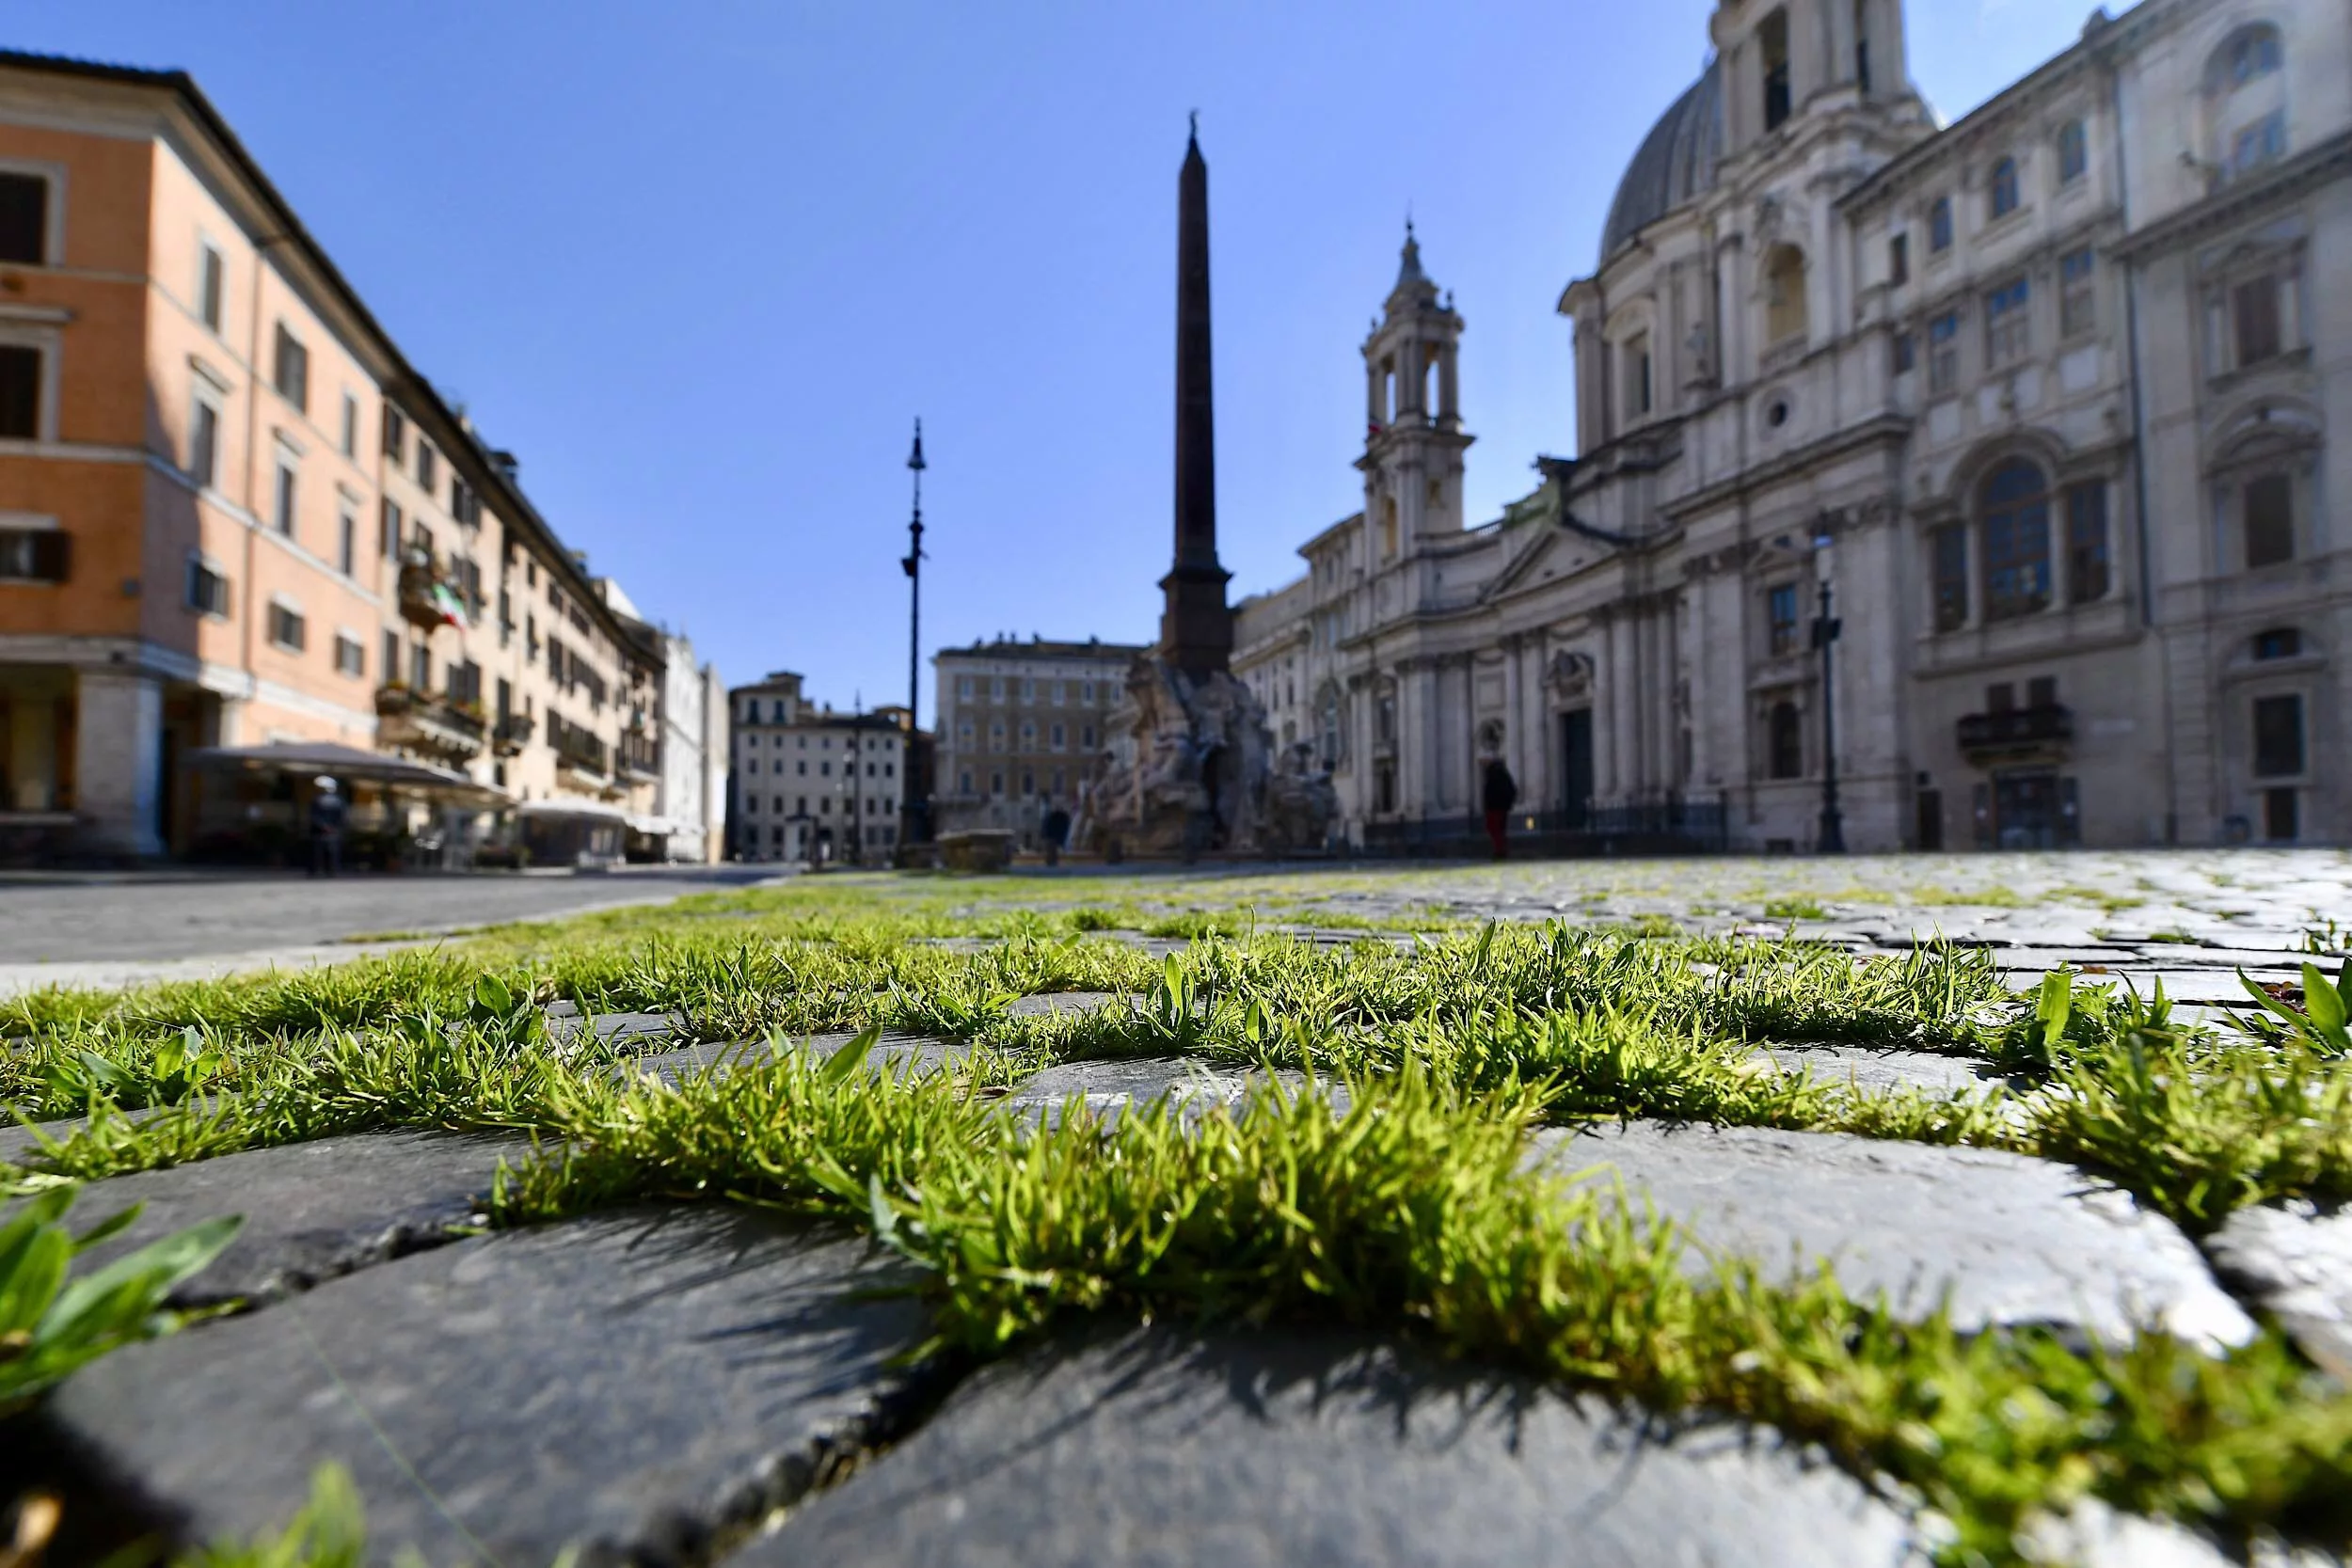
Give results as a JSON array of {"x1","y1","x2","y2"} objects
[{"x1": 0, "y1": 51, "x2": 670, "y2": 863}]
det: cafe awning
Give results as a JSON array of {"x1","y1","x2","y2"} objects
[{"x1": 193, "y1": 741, "x2": 510, "y2": 806}]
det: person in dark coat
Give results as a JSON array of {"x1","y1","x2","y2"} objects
[
  {"x1": 309, "y1": 776, "x2": 348, "y2": 878},
  {"x1": 1481, "y1": 757, "x2": 1518, "y2": 861}
]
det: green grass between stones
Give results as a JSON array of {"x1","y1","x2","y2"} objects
[{"x1": 5, "y1": 873, "x2": 2352, "y2": 1563}]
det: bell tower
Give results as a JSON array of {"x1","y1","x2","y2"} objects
[
  {"x1": 1358, "y1": 223, "x2": 1472, "y2": 562},
  {"x1": 1712, "y1": 0, "x2": 1912, "y2": 154}
]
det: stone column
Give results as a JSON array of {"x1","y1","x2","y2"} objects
[
  {"x1": 1608, "y1": 613, "x2": 1637, "y2": 800},
  {"x1": 1499, "y1": 638, "x2": 1523, "y2": 793},
  {"x1": 1520, "y1": 639, "x2": 1549, "y2": 809},
  {"x1": 74, "y1": 670, "x2": 166, "y2": 859},
  {"x1": 1408, "y1": 659, "x2": 1438, "y2": 817}
]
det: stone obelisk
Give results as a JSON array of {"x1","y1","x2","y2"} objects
[{"x1": 1158, "y1": 114, "x2": 1232, "y2": 677}]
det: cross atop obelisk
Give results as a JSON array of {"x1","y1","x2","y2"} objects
[{"x1": 1159, "y1": 113, "x2": 1232, "y2": 677}]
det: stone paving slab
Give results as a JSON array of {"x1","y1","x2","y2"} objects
[
  {"x1": 48, "y1": 1129, "x2": 527, "y2": 1307},
  {"x1": 621, "y1": 1030, "x2": 963, "y2": 1086},
  {"x1": 1532, "y1": 1122, "x2": 2253, "y2": 1348},
  {"x1": 1001, "y1": 1055, "x2": 1343, "y2": 1130},
  {"x1": 2201, "y1": 1201, "x2": 2352, "y2": 1381},
  {"x1": 748, "y1": 1324, "x2": 1915, "y2": 1568},
  {"x1": 41, "y1": 1206, "x2": 933, "y2": 1567},
  {"x1": 1750, "y1": 1044, "x2": 2020, "y2": 1098},
  {"x1": 1004, "y1": 990, "x2": 1120, "y2": 1018}
]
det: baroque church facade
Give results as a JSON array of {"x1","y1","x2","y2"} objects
[{"x1": 1232, "y1": 0, "x2": 2350, "y2": 853}]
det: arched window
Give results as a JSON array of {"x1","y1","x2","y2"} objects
[
  {"x1": 1990, "y1": 157, "x2": 2021, "y2": 218},
  {"x1": 2057, "y1": 120, "x2": 2089, "y2": 183},
  {"x1": 2206, "y1": 24, "x2": 2287, "y2": 178},
  {"x1": 1979, "y1": 459, "x2": 2053, "y2": 621},
  {"x1": 1765, "y1": 245, "x2": 1808, "y2": 343},
  {"x1": 1767, "y1": 700, "x2": 1804, "y2": 780}
]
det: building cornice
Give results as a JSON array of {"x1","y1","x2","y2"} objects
[{"x1": 2109, "y1": 132, "x2": 2352, "y2": 262}]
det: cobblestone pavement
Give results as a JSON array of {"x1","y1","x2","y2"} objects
[
  {"x1": 14, "y1": 850, "x2": 2352, "y2": 1565},
  {"x1": 0, "y1": 864, "x2": 785, "y2": 988}
]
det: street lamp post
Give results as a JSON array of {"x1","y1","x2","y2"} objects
[
  {"x1": 900, "y1": 421, "x2": 927, "y2": 851},
  {"x1": 1810, "y1": 546, "x2": 1846, "y2": 853}
]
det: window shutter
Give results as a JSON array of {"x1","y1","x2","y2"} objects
[{"x1": 30, "y1": 528, "x2": 68, "y2": 582}]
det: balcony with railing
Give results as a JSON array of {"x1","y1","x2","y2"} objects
[
  {"x1": 375, "y1": 684, "x2": 486, "y2": 763},
  {"x1": 618, "y1": 726, "x2": 660, "y2": 782},
  {"x1": 1956, "y1": 705, "x2": 2073, "y2": 764},
  {"x1": 396, "y1": 552, "x2": 465, "y2": 632},
  {"x1": 492, "y1": 711, "x2": 535, "y2": 757},
  {"x1": 548, "y1": 716, "x2": 611, "y2": 784}
]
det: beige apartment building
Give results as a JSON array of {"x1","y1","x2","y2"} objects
[
  {"x1": 0, "y1": 49, "x2": 661, "y2": 864},
  {"x1": 728, "y1": 671, "x2": 909, "y2": 864},
  {"x1": 930, "y1": 635, "x2": 1145, "y2": 850}
]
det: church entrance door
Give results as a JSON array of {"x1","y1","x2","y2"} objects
[{"x1": 1560, "y1": 709, "x2": 1595, "y2": 828}]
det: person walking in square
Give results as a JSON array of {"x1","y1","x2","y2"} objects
[
  {"x1": 309, "y1": 776, "x2": 348, "y2": 878},
  {"x1": 1041, "y1": 799, "x2": 1072, "y2": 867},
  {"x1": 1481, "y1": 756, "x2": 1518, "y2": 861}
]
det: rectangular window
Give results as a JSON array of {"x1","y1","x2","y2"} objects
[
  {"x1": 189, "y1": 395, "x2": 220, "y2": 488},
  {"x1": 417, "y1": 441, "x2": 437, "y2": 492},
  {"x1": 2059, "y1": 248, "x2": 2097, "y2": 339},
  {"x1": 1082, "y1": 723, "x2": 1095, "y2": 748},
  {"x1": 1766, "y1": 583, "x2": 1801, "y2": 657},
  {"x1": 0, "y1": 527, "x2": 67, "y2": 583},
  {"x1": 0, "y1": 343, "x2": 40, "y2": 437},
  {"x1": 1929, "y1": 197, "x2": 1953, "y2": 253},
  {"x1": 2233, "y1": 277, "x2": 2282, "y2": 367},
  {"x1": 1928, "y1": 311, "x2": 1961, "y2": 395},
  {"x1": 383, "y1": 404, "x2": 406, "y2": 461},
  {"x1": 1891, "y1": 331, "x2": 1915, "y2": 376},
  {"x1": 338, "y1": 507, "x2": 357, "y2": 575},
  {"x1": 380, "y1": 499, "x2": 403, "y2": 559},
  {"x1": 1050, "y1": 722, "x2": 1066, "y2": 751},
  {"x1": 2058, "y1": 119, "x2": 2089, "y2": 183},
  {"x1": 333, "y1": 632, "x2": 365, "y2": 677},
  {"x1": 2252, "y1": 694, "x2": 2305, "y2": 778},
  {"x1": 1990, "y1": 158, "x2": 2021, "y2": 218},
  {"x1": 1888, "y1": 232, "x2": 1909, "y2": 286},
  {"x1": 266, "y1": 601, "x2": 307, "y2": 652},
  {"x1": 1081, "y1": 681, "x2": 1096, "y2": 704},
  {"x1": 185, "y1": 557, "x2": 230, "y2": 615},
  {"x1": 0, "y1": 173, "x2": 46, "y2": 264},
  {"x1": 383, "y1": 629, "x2": 400, "y2": 682},
  {"x1": 199, "y1": 244, "x2": 224, "y2": 330},
  {"x1": 2245, "y1": 473, "x2": 2295, "y2": 568},
  {"x1": 409, "y1": 642, "x2": 430, "y2": 689},
  {"x1": 274, "y1": 462, "x2": 297, "y2": 537},
  {"x1": 2026, "y1": 675, "x2": 2058, "y2": 709},
  {"x1": 2065, "y1": 482, "x2": 2109, "y2": 602},
  {"x1": 1051, "y1": 680, "x2": 1067, "y2": 706},
  {"x1": 1931, "y1": 523, "x2": 1968, "y2": 631},
  {"x1": 341, "y1": 392, "x2": 358, "y2": 457},
  {"x1": 956, "y1": 675, "x2": 974, "y2": 700},
  {"x1": 1760, "y1": 8, "x2": 1791, "y2": 131},
  {"x1": 1984, "y1": 277, "x2": 2031, "y2": 368},
  {"x1": 273, "y1": 324, "x2": 310, "y2": 412}
]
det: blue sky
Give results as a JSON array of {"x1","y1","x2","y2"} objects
[{"x1": 23, "y1": 0, "x2": 2095, "y2": 715}]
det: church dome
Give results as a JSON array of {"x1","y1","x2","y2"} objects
[{"x1": 1597, "y1": 58, "x2": 1724, "y2": 266}]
